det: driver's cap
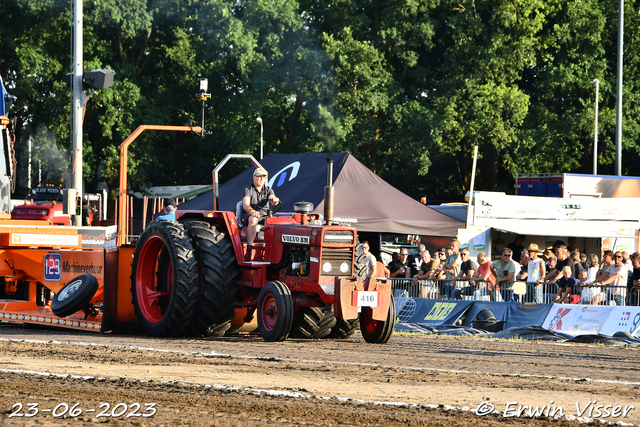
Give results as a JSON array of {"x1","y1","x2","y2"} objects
[{"x1": 253, "y1": 167, "x2": 268, "y2": 177}]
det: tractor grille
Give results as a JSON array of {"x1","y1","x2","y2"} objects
[
  {"x1": 323, "y1": 230, "x2": 354, "y2": 244},
  {"x1": 320, "y1": 247, "x2": 353, "y2": 276}
]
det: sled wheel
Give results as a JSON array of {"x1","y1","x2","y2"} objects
[
  {"x1": 290, "y1": 307, "x2": 337, "y2": 339},
  {"x1": 181, "y1": 220, "x2": 241, "y2": 337},
  {"x1": 131, "y1": 221, "x2": 197, "y2": 337},
  {"x1": 359, "y1": 297, "x2": 396, "y2": 344},
  {"x1": 257, "y1": 281, "x2": 293, "y2": 342},
  {"x1": 329, "y1": 317, "x2": 360, "y2": 339},
  {"x1": 51, "y1": 274, "x2": 99, "y2": 318}
]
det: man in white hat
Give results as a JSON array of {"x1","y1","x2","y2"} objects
[
  {"x1": 242, "y1": 167, "x2": 280, "y2": 250},
  {"x1": 525, "y1": 243, "x2": 546, "y2": 303}
]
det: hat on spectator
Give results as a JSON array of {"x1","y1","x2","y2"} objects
[
  {"x1": 527, "y1": 243, "x2": 543, "y2": 253},
  {"x1": 253, "y1": 167, "x2": 268, "y2": 177}
]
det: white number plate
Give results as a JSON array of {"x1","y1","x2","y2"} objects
[{"x1": 356, "y1": 291, "x2": 378, "y2": 308}]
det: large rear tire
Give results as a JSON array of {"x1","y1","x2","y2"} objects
[
  {"x1": 329, "y1": 317, "x2": 360, "y2": 339},
  {"x1": 182, "y1": 221, "x2": 241, "y2": 337},
  {"x1": 131, "y1": 221, "x2": 197, "y2": 337},
  {"x1": 359, "y1": 297, "x2": 396, "y2": 344},
  {"x1": 290, "y1": 307, "x2": 337, "y2": 339},
  {"x1": 257, "y1": 281, "x2": 293, "y2": 342}
]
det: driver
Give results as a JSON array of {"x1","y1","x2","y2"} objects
[{"x1": 242, "y1": 167, "x2": 279, "y2": 248}]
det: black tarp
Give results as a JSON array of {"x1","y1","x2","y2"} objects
[{"x1": 179, "y1": 152, "x2": 463, "y2": 236}]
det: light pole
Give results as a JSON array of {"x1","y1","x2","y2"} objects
[
  {"x1": 256, "y1": 117, "x2": 263, "y2": 159},
  {"x1": 593, "y1": 78, "x2": 600, "y2": 175}
]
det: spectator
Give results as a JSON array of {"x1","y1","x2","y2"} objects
[
  {"x1": 595, "y1": 250, "x2": 614, "y2": 282},
  {"x1": 567, "y1": 237, "x2": 579, "y2": 253},
  {"x1": 579, "y1": 252, "x2": 589, "y2": 272},
  {"x1": 407, "y1": 244, "x2": 426, "y2": 277},
  {"x1": 543, "y1": 255, "x2": 558, "y2": 282},
  {"x1": 431, "y1": 251, "x2": 447, "y2": 281},
  {"x1": 577, "y1": 269, "x2": 601, "y2": 305},
  {"x1": 412, "y1": 251, "x2": 440, "y2": 298},
  {"x1": 389, "y1": 248, "x2": 411, "y2": 278},
  {"x1": 596, "y1": 251, "x2": 628, "y2": 306},
  {"x1": 549, "y1": 245, "x2": 575, "y2": 287},
  {"x1": 443, "y1": 240, "x2": 462, "y2": 299},
  {"x1": 542, "y1": 249, "x2": 554, "y2": 263},
  {"x1": 491, "y1": 248, "x2": 518, "y2": 301},
  {"x1": 623, "y1": 251, "x2": 633, "y2": 273},
  {"x1": 452, "y1": 248, "x2": 478, "y2": 300},
  {"x1": 586, "y1": 254, "x2": 599, "y2": 283},
  {"x1": 553, "y1": 266, "x2": 577, "y2": 303},
  {"x1": 156, "y1": 198, "x2": 177, "y2": 221},
  {"x1": 524, "y1": 243, "x2": 546, "y2": 304},
  {"x1": 470, "y1": 253, "x2": 497, "y2": 300},
  {"x1": 570, "y1": 252, "x2": 584, "y2": 278},
  {"x1": 629, "y1": 253, "x2": 640, "y2": 305},
  {"x1": 507, "y1": 235, "x2": 526, "y2": 263},
  {"x1": 360, "y1": 241, "x2": 377, "y2": 278},
  {"x1": 516, "y1": 250, "x2": 530, "y2": 281}
]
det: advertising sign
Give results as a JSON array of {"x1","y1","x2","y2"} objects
[
  {"x1": 598, "y1": 307, "x2": 640, "y2": 337},
  {"x1": 542, "y1": 304, "x2": 614, "y2": 335}
]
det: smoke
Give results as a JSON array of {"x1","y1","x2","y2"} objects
[{"x1": 17, "y1": 126, "x2": 69, "y2": 189}]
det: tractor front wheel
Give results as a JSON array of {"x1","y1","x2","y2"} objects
[
  {"x1": 359, "y1": 297, "x2": 396, "y2": 344},
  {"x1": 257, "y1": 281, "x2": 293, "y2": 342},
  {"x1": 131, "y1": 221, "x2": 197, "y2": 337}
]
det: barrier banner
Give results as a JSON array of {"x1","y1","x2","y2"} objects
[
  {"x1": 542, "y1": 304, "x2": 613, "y2": 335},
  {"x1": 461, "y1": 301, "x2": 510, "y2": 327},
  {"x1": 598, "y1": 307, "x2": 640, "y2": 337},
  {"x1": 396, "y1": 298, "x2": 474, "y2": 326},
  {"x1": 505, "y1": 303, "x2": 553, "y2": 329}
]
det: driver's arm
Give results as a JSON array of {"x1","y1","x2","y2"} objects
[
  {"x1": 242, "y1": 196, "x2": 253, "y2": 213},
  {"x1": 267, "y1": 190, "x2": 279, "y2": 205}
]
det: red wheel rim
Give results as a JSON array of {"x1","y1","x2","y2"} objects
[
  {"x1": 260, "y1": 294, "x2": 278, "y2": 331},
  {"x1": 135, "y1": 235, "x2": 173, "y2": 323},
  {"x1": 362, "y1": 308, "x2": 380, "y2": 333}
]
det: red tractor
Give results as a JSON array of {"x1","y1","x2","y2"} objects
[{"x1": 126, "y1": 153, "x2": 395, "y2": 343}]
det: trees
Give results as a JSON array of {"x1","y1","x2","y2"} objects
[{"x1": 2, "y1": 0, "x2": 639, "y2": 202}]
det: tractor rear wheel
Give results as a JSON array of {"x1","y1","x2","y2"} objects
[
  {"x1": 329, "y1": 317, "x2": 360, "y2": 339},
  {"x1": 359, "y1": 297, "x2": 396, "y2": 344},
  {"x1": 290, "y1": 307, "x2": 337, "y2": 339},
  {"x1": 131, "y1": 221, "x2": 197, "y2": 337},
  {"x1": 182, "y1": 221, "x2": 240, "y2": 337},
  {"x1": 257, "y1": 281, "x2": 293, "y2": 342}
]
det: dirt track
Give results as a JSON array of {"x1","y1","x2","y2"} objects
[{"x1": 1, "y1": 322, "x2": 639, "y2": 426}]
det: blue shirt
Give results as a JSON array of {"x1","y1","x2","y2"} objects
[{"x1": 156, "y1": 212, "x2": 175, "y2": 221}]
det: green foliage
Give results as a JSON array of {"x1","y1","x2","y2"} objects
[{"x1": 3, "y1": 0, "x2": 640, "y2": 203}]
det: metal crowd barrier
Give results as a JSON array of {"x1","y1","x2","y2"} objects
[{"x1": 388, "y1": 277, "x2": 631, "y2": 306}]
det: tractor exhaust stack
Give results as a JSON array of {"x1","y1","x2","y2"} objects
[{"x1": 324, "y1": 152, "x2": 334, "y2": 225}]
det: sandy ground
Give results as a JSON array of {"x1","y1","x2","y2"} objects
[{"x1": 1, "y1": 322, "x2": 639, "y2": 426}]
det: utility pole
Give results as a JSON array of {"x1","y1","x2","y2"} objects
[{"x1": 71, "y1": 0, "x2": 83, "y2": 225}]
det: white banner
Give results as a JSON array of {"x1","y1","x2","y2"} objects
[
  {"x1": 542, "y1": 304, "x2": 614, "y2": 335},
  {"x1": 598, "y1": 307, "x2": 640, "y2": 337}
]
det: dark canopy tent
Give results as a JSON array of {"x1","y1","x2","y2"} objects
[{"x1": 179, "y1": 152, "x2": 462, "y2": 237}]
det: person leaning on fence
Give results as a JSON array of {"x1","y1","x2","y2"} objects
[
  {"x1": 549, "y1": 246, "x2": 575, "y2": 290},
  {"x1": 443, "y1": 239, "x2": 462, "y2": 299},
  {"x1": 389, "y1": 248, "x2": 411, "y2": 278},
  {"x1": 578, "y1": 269, "x2": 603, "y2": 305},
  {"x1": 412, "y1": 251, "x2": 439, "y2": 298},
  {"x1": 629, "y1": 253, "x2": 640, "y2": 304},
  {"x1": 595, "y1": 250, "x2": 614, "y2": 283},
  {"x1": 452, "y1": 248, "x2": 479, "y2": 300},
  {"x1": 594, "y1": 251, "x2": 628, "y2": 306},
  {"x1": 553, "y1": 266, "x2": 578, "y2": 304},
  {"x1": 524, "y1": 243, "x2": 546, "y2": 304},
  {"x1": 470, "y1": 252, "x2": 497, "y2": 300},
  {"x1": 491, "y1": 248, "x2": 518, "y2": 301}
]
